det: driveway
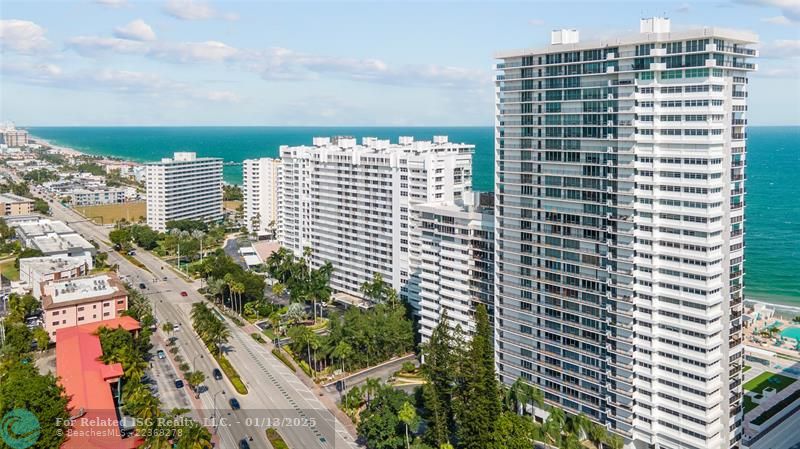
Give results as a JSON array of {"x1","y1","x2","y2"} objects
[{"x1": 223, "y1": 237, "x2": 247, "y2": 269}]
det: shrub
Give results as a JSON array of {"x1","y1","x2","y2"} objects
[
  {"x1": 298, "y1": 360, "x2": 313, "y2": 378},
  {"x1": 265, "y1": 428, "x2": 289, "y2": 449},
  {"x1": 271, "y1": 348, "x2": 296, "y2": 372},
  {"x1": 250, "y1": 333, "x2": 265, "y2": 344},
  {"x1": 401, "y1": 361, "x2": 416, "y2": 373},
  {"x1": 174, "y1": 354, "x2": 184, "y2": 363},
  {"x1": 169, "y1": 347, "x2": 179, "y2": 355},
  {"x1": 217, "y1": 354, "x2": 248, "y2": 394},
  {"x1": 179, "y1": 363, "x2": 190, "y2": 372}
]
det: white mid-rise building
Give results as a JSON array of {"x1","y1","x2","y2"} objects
[
  {"x1": 494, "y1": 18, "x2": 755, "y2": 449},
  {"x1": 145, "y1": 152, "x2": 223, "y2": 231},
  {"x1": 242, "y1": 158, "x2": 281, "y2": 238},
  {"x1": 279, "y1": 136, "x2": 473, "y2": 307},
  {"x1": 409, "y1": 192, "x2": 494, "y2": 343}
]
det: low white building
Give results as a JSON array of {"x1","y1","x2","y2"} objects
[
  {"x1": 69, "y1": 187, "x2": 126, "y2": 206},
  {"x1": 13, "y1": 218, "x2": 96, "y2": 267},
  {"x1": 19, "y1": 256, "x2": 90, "y2": 298},
  {"x1": 408, "y1": 192, "x2": 494, "y2": 341},
  {"x1": 146, "y1": 152, "x2": 223, "y2": 231}
]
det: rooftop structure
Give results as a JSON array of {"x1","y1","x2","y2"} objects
[
  {"x1": 56, "y1": 316, "x2": 142, "y2": 449},
  {"x1": 42, "y1": 273, "x2": 128, "y2": 340},
  {"x1": 18, "y1": 255, "x2": 90, "y2": 298}
]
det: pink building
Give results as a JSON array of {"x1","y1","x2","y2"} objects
[{"x1": 42, "y1": 273, "x2": 128, "y2": 341}]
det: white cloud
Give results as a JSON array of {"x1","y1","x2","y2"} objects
[
  {"x1": 114, "y1": 19, "x2": 157, "y2": 42},
  {"x1": 761, "y1": 39, "x2": 800, "y2": 58},
  {"x1": 67, "y1": 36, "x2": 148, "y2": 56},
  {"x1": 94, "y1": 0, "x2": 128, "y2": 8},
  {"x1": 162, "y1": 0, "x2": 238, "y2": 21},
  {"x1": 0, "y1": 19, "x2": 50, "y2": 53},
  {"x1": 736, "y1": 0, "x2": 800, "y2": 22},
  {"x1": 1, "y1": 60, "x2": 240, "y2": 103},
  {"x1": 150, "y1": 40, "x2": 239, "y2": 63},
  {"x1": 761, "y1": 15, "x2": 793, "y2": 25}
]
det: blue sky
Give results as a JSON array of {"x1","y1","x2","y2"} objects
[{"x1": 1, "y1": 0, "x2": 798, "y2": 126}]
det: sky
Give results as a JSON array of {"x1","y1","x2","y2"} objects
[{"x1": 0, "y1": 0, "x2": 798, "y2": 126}]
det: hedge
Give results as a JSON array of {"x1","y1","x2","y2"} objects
[
  {"x1": 271, "y1": 348, "x2": 296, "y2": 372},
  {"x1": 217, "y1": 354, "x2": 248, "y2": 395},
  {"x1": 752, "y1": 389, "x2": 800, "y2": 425},
  {"x1": 250, "y1": 333, "x2": 265, "y2": 344},
  {"x1": 266, "y1": 428, "x2": 290, "y2": 449}
]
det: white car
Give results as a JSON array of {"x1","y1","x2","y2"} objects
[{"x1": 173, "y1": 324, "x2": 181, "y2": 332}]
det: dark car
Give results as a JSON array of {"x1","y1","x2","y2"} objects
[
  {"x1": 174, "y1": 379, "x2": 184, "y2": 389},
  {"x1": 229, "y1": 398, "x2": 240, "y2": 410},
  {"x1": 213, "y1": 368, "x2": 223, "y2": 380},
  {"x1": 238, "y1": 439, "x2": 250, "y2": 449},
  {"x1": 139, "y1": 283, "x2": 146, "y2": 289}
]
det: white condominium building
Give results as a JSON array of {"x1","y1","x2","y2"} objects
[
  {"x1": 279, "y1": 136, "x2": 473, "y2": 306},
  {"x1": 494, "y1": 18, "x2": 755, "y2": 449},
  {"x1": 242, "y1": 158, "x2": 282, "y2": 238},
  {"x1": 145, "y1": 152, "x2": 223, "y2": 231},
  {"x1": 409, "y1": 192, "x2": 494, "y2": 343}
]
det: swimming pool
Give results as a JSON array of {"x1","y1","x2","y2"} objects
[{"x1": 780, "y1": 327, "x2": 800, "y2": 340}]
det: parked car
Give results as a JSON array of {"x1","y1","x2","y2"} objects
[
  {"x1": 139, "y1": 283, "x2": 146, "y2": 289},
  {"x1": 180, "y1": 291, "x2": 188, "y2": 297},
  {"x1": 173, "y1": 324, "x2": 180, "y2": 332},
  {"x1": 156, "y1": 350, "x2": 166, "y2": 359},
  {"x1": 238, "y1": 439, "x2": 250, "y2": 449},
  {"x1": 229, "y1": 398, "x2": 240, "y2": 410},
  {"x1": 213, "y1": 369, "x2": 223, "y2": 380},
  {"x1": 174, "y1": 379, "x2": 184, "y2": 389}
]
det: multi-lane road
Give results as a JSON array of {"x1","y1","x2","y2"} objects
[{"x1": 41, "y1": 190, "x2": 359, "y2": 449}]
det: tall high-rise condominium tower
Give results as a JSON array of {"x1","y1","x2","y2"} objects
[
  {"x1": 278, "y1": 136, "x2": 473, "y2": 309},
  {"x1": 494, "y1": 18, "x2": 756, "y2": 449},
  {"x1": 145, "y1": 152, "x2": 223, "y2": 231},
  {"x1": 242, "y1": 158, "x2": 282, "y2": 239}
]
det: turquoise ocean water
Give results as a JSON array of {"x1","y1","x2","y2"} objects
[{"x1": 27, "y1": 126, "x2": 799, "y2": 307}]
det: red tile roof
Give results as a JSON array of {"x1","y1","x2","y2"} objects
[{"x1": 56, "y1": 317, "x2": 144, "y2": 449}]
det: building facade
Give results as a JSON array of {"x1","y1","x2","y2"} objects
[
  {"x1": 41, "y1": 273, "x2": 128, "y2": 340},
  {"x1": 279, "y1": 136, "x2": 473, "y2": 307},
  {"x1": 145, "y1": 152, "x2": 223, "y2": 231},
  {"x1": 409, "y1": 192, "x2": 495, "y2": 343},
  {"x1": 70, "y1": 187, "x2": 127, "y2": 206},
  {"x1": 494, "y1": 18, "x2": 755, "y2": 449},
  {"x1": 242, "y1": 157, "x2": 281, "y2": 238},
  {"x1": 0, "y1": 193, "x2": 34, "y2": 215},
  {"x1": 0, "y1": 129, "x2": 29, "y2": 148}
]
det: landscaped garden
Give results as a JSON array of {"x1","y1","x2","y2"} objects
[{"x1": 743, "y1": 371, "x2": 796, "y2": 394}]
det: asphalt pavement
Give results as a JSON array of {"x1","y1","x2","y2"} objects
[{"x1": 45, "y1": 194, "x2": 360, "y2": 449}]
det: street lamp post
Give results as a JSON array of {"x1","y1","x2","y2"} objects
[
  {"x1": 212, "y1": 390, "x2": 226, "y2": 434},
  {"x1": 192, "y1": 353, "x2": 204, "y2": 372}
]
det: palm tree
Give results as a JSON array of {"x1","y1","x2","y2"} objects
[
  {"x1": 307, "y1": 262, "x2": 332, "y2": 323},
  {"x1": 288, "y1": 325, "x2": 315, "y2": 366},
  {"x1": 587, "y1": 422, "x2": 607, "y2": 447},
  {"x1": 398, "y1": 401, "x2": 417, "y2": 449},
  {"x1": 332, "y1": 341, "x2": 354, "y2": 374},
  {"x1": 175, "y1": 420, "x2": 212, "y2": 449},
  {"x1": 545, "y1": 407, "x2": 566, "y2": 446},
  {"x1": 162, "y1": 322, "x2": 174, "y2": 338},
  {"x1": 606, "y1": 434, "x2": 624, "y2": 449},
  {"x1": 137, "y1": 410, "x2": 175, "y2": 449},
  {"x1": 364, "y1": 377, "x2": 381, "y2": 406},
  {"x1": 223, "y1": 274, "x2": 235, "y2": 310},
  {"x1": 234, "y1": 281, "x2": 246, "y2": 315},
  {"x1": 567, "y1": 413, "x2": 591, "y2": 441},
  {"x1": 187, "y1": 371, "x2": 206, "y2": 393}
]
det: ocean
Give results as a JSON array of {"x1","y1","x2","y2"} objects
[{"x1": 26, "y1": 126, "x2": 800, "y2": 308}]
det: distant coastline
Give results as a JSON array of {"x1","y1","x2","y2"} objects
[{"x1": 24, "y1": 126, "x2": 800, "y2": 311}]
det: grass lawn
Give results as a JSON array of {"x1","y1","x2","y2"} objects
[
  {"x1": 223, "y1": 200, "x2": 242, "y2": 211},
  {"x1": 76, "y1": 202, "x2": 146, "y2": 224},
  {"x1": 744, "y1": 371, "x2": 796, "y2": 394},
  {"x1": 744, "y1": 395, "x2": 757, "y2": 414},
  {"x1": 0, "y1": 259, "x2": 19, "y2": 281}
]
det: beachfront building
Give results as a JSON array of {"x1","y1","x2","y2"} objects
[
  {"x1": 408, "y1": 192, "x2": 494, "y2": 343},
  {"x1": 494, "y1": 18, "x2": 756, "y2": 449},
  {"x1": 145, "y1": 152, "x2": 223, "y2": 231},
  {"x1": 279, "y1": 136, "x2": 473, "y2": 307},
  {"x1": 242, "y1": 157, "x2": 281, "y2": 239},
  {"x1": 41, "y1": 272, "x2": 128, "y2": 340},
  {"x1": 13, "y1": 217, "x2": 96, "y2": 267},
  {"x1": 0, "y1": 192, "x2": 34, "y2": 215},
  {"x1": 0, "y1": 127, "x2": 29, "y2": 148},
  {"x1": 19, "y1": 255, "x2": 90, "y2": 298},
  {"x1": 69, "y1": 186, "x2": 127, "y2": 206}
]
